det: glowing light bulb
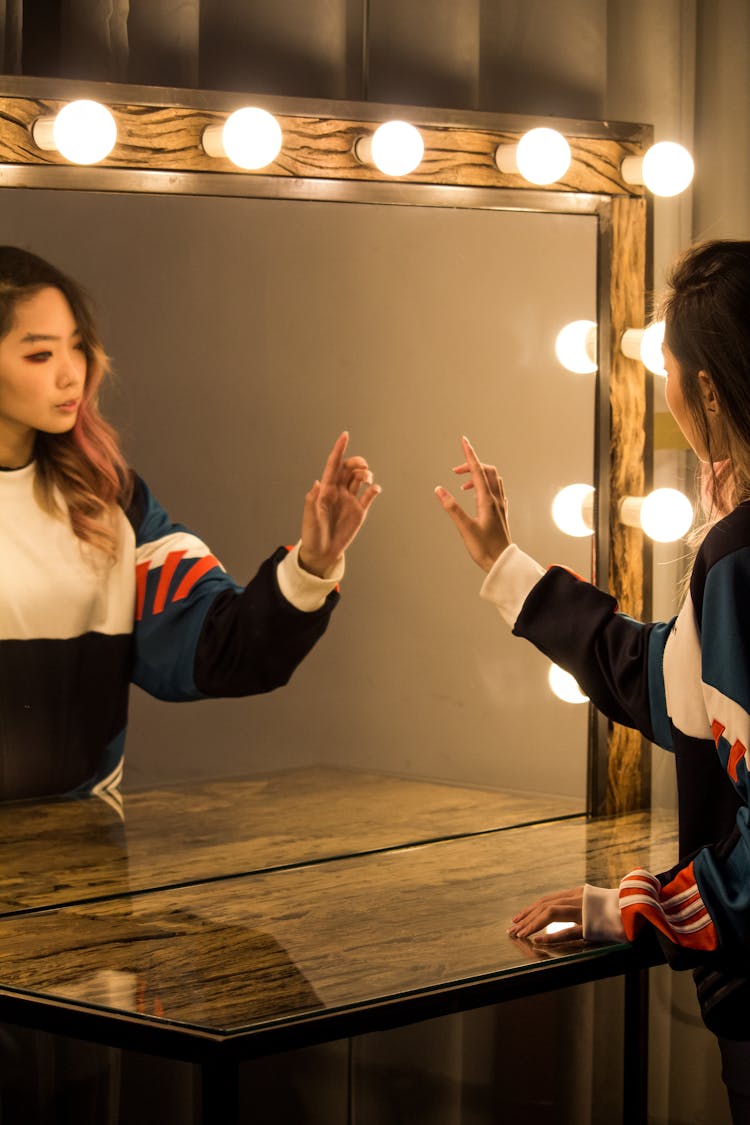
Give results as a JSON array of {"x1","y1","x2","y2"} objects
[
  {"x1": 552, "y1": 484, "x2": 595, "y2": 538},
  {"x1": 495, "y1": 128, "x2": 571, "y2": 185},
  {"x1": 639, "y1": 488, "x2": 694, "y2": 542},
  {"x1": 548, "y1": 664, "x2": 589, "y2": 705},
  {"x1": 640, "y1": 321, "x2": 666, "y2": 376},
  {"x1": 355, "y1": 121, "x2": 424, "y2": 176},
  {"x1": 555, "y1": 320, "x2": 597, "y2": 374},
  {"x1": 620, "y1": 321, "x2": 667, "y2": 376},
  {"x1": 32, "y1": 100, "x2": 117, "y2": 165},
  {"x1": 202, "y1": 108, "x2": 282, "y2": 170},
  {"x1": 621, "y1": 142, "x2": 694, "y2": 197}
]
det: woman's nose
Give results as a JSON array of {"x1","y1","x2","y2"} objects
[{"x1": 56, "y1": 352, "x2": 83, "y2": 387}]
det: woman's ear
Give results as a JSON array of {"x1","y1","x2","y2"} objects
[{"x1": 698, "y1": 370, "x2": 721, "y2": 415}]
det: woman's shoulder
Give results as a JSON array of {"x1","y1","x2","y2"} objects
[
  {"x1": 121, "y1": 470, "x2": 148, "y2": 533},
  {"x1": 700, "y1": 502, "x2": 750, "y2": 561}
]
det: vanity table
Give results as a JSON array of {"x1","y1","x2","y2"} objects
[{"x1": 0, "y1": 768, "x2": 676, "y2": 1124}]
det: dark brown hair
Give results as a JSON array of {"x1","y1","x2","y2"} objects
[{"x1": 660, "y1": 240, "x2": 750, "y2": 517}]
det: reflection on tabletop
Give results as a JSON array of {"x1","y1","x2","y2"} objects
[
  {"x1": 0, "y1": 765, "x2": 583, "y2": 914},
  {"x1": 0, "y1": 805, "x2": 677, "y2": 1034}
]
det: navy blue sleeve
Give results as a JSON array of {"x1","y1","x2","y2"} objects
[
  {"x1": 128, "y1": 476, "x2": 338, "y2": 701},
  {"x1": 512, "y1": 565, "x2": 668, "y2": 745}
]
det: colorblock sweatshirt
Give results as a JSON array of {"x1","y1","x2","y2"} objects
[
  {"x1": 480, "y1": 506, "x2": 750, "y2": 969},
  {"x1": 0, "y1": 464, "x2": 340, "y2": 803}
]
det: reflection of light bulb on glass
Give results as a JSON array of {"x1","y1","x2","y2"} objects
[
  {"x1": 620, "y1": 489, "x2": 694, "y2": 543},
  {"x1": 355, "y1": 121, "x2": 424, "y2": 176},
  {"x1": 555, "y1": 320, "x2": 597, "y2": 374},
  {"x1": 495, "y1": 128, "x2": 571, "y2": 185},
  {"x1": 620, "y1": 321, "x2": 666, "y2": 376},
  {"x1": 548, "y1": 663, "x2": 589, "y2": 704},
  {"x1": 545, "y1": 922, "x2": 576, "y2": 935},
  {"x1": 202, "y1": 108, "x2": 282, "y2": 170},
  {"x1": 552, "y1": 484, "x2": 595, "y2": 538},
  {"x1": 621, "y1": 142, "x2": 694, "y2": 197},
  {"x1": 32, "y1": 100, "x2": 117, "y2": 164}
]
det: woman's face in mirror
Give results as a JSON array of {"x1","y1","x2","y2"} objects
[{"x1": 0, "y1": 286, "x2": 85, "y2": 463}]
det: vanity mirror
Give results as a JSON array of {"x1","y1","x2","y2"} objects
[{"x1": 0, "y1": 77, "x2": 651, "y2": 816}]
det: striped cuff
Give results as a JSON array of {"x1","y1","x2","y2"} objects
[
  {"x1": 582, "y1": 884, "x2": 627, "y2": 942},
  {"x1": 276, "y1": 542, "x2": 345, "y2": 612},
  {"x1": 479, "y1": 544, "x2": 545, "y2": 627}
]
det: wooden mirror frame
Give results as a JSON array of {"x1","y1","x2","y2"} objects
[{"x1": 0, "y1": 75, "x2": 653, "y2": 817}]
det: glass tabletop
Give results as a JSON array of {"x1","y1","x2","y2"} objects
[
  {"x1": 0, "y1": 766, "x2": 582, "y2": 915},
  {"x1": 0, "y1": 807, "x2": 678, "y2": 1041}
]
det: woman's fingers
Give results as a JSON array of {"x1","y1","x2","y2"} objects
[
  {"x1": 507, "y1": 886, "x2": 584, "y2": 941},
  {"x1": 319, "y1": 431, "x2": 349, "y2": 486}
]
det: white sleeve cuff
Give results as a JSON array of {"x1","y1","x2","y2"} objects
[
  {"x1": 479, "y1": 544, "x2": 546, "y2": 627},
  {"x1": 275, "y1": 542, "x2": 345, "y2": 612},
  {"x1": 582, "y1": 884, "x2": 627, "y2": 943}
]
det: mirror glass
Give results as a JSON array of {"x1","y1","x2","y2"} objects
[{"x1": 0, "y1": 188, "x2": 596, "y2": 804}]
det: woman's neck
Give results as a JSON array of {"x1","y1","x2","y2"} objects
[{"x1": 0, "y1": 429, "x2": 35, "y2": 470}]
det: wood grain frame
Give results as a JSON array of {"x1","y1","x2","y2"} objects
[{"x1": 0, "y1": 76, "x2": 652, "y2": 817}]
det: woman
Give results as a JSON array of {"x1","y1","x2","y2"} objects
[
  {"x1": 436, "y1": 240, "x2": 750, "y2": 1120},
  {"x1": 0, "y1": 244, "x2": 380, "y2": 803}
]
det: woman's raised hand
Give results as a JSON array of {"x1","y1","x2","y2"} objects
[
  {"x1": 299, "y1": 432, "x2": 381, "y2": 577},
  {"x1": 435, "y1": 436, "x2": 512, "y2": 572}
]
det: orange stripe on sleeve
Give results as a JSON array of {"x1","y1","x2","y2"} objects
[
  {"x1": 728, "y1": 738, "x2": 747, "y2": 783},
  {"x1": 619, "y1": 862, "x2": 718, "y2": 952},
  {"x1": 712, "y1": 719, "x2": 726, "y2": 746},
  {"x1": 171, "y1": 554, "x2": 221, "y2": 603},
  {"x1": 153, "y1": 549, "x2": 187, "y2": 616}
]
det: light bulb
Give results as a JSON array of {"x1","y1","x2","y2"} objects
[
  {"x1": 620, "y1": 321, "x2": 666, "y2": 376},
  {"x1": 640, "y1": 321, "x2": 666, "y2": 377},
  {"x1": 32, "y1": 100, "x2": 117, "y2": 165},
  {"x1": 555, "y1": 320, "x2": 597, "y2": 374},
  {"x1": 355, "y1": 121, "x2": 424, "y2": 176},
  {"x1": 548, "y1": 664, "x2": 589, "y2": 705},
  {"x1": 639, "y1": 488, "x2": 694, "y2": 542},
  {"x1": 495, "y1": 128, "x2": 571, "y2": 185},
  {"x1": 552, "y1": 484, "x2": 595, "y2": 538},
  {"x1": 621, "y1": 142, "x2": 694, "y2": 197},
  {"x1": 202, "y1": 108, "x2": 282, "y2": 170}
]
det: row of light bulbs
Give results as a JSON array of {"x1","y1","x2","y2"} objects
[
  {"x1": 555, "y1": 319, "x2": 666, "y2": 376},
  {"x1": 552, "y1": 483, "x2": 693, "y2": 542},
  {"x1": 30, "y1": 99, "x2": 695, "y2": 196}
]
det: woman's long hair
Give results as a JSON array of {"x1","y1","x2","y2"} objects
[
  {"x1": 0, "y1": 246, "x2": 131, "y2": 560},
  {"x1": 660, "y1": 240, "x2": 750, "y2": 523}
]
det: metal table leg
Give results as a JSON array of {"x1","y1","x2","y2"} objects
[{"x1": 623, "y1": 968, "x2": 649, "y2": 1125}]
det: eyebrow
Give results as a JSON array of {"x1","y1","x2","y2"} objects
[{"x1": 20, "y1": 329, "x2": 82, "y2": 343}]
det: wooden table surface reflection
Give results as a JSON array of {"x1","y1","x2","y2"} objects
[
  {"x1": 0, "y1": 806, "x2": 677, "y2": 1036},
  {"x1": 0, "y1": 766, "x2": 582, "y2": 914},
  {"x1": 0, "y1": 770, "x2": 678, "y2": 1125}
]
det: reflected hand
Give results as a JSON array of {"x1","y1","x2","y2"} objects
[
  {"x1": 507, "y1": 886, "x2": 584, "y2": 944},
  {"x1": 299, "y1": 431, "x2": 381, "y2": 577},
  {"x1": 434, "y1": 436, "x2": 512, "y2": 572}
]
